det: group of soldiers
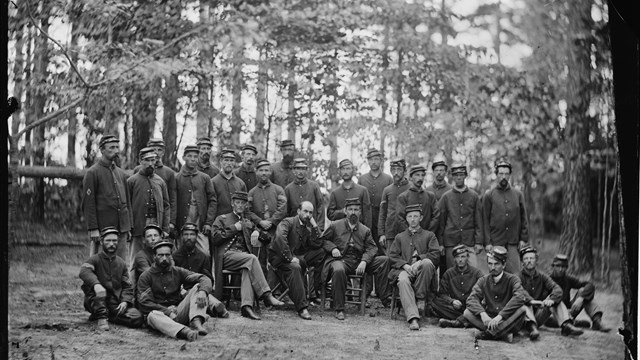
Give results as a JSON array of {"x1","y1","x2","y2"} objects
[{"x1": 79, "y1": 135, "x2": 609, "y2": 342}]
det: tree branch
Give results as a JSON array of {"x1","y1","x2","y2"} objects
[
  {"x1": 24, "y1": 0, "x2": 90, "y2": 88},
  {"x1": 15, "y1": 97, "x2": 84, "y2": 140}
]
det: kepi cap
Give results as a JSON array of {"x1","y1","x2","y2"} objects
[
  {"x1": 181, "y1": 222, "x2": 199, "y2": 233},
  {"x1": 139, "y1": 147, "x2": 157, "y2": 160},
  {"x1": 147, "y1": 138, "x2": 165, "y2": 148},
  {"x1": 241, "y1": 144, "x2": 257, "y2": 154},
  {"x1": 144, "y1": 223, "x2": 163, "y2": 235},
  {"x1": 552, "y1": 254, "x2": 569, "y2": 267},
  {"x1": 488, "y1": 246, "x2": 508, "y2": 264},
  {"x1": 409, "y1": 165, "x2": 427, "y2": 177},
  {"x1": 183, "y1": 145, "x2": 199, "y2": 156},
  {"x1": 366, "y1": 148, "x2": 383, "y2": 159},
  {"x1": 405, "y1": 204, "x2": 422, "y2": 215},
  {"x1": 390, "y1": 158, "x2": 406, "y2": 169},
  {"x1": 279, "y1": 139, "x2": 295, "y2": 148},
  {"x1": 152, "y1": 240, "x2": 174, "y2": 252},
  {"x1": 256, "y1": 159, "x2": 271, "y2": 169},
  {"x1": 221, "y1": 148, "x2": 236, "y2": 159},
  {"x1": 231, "y1": 191, "x2": 249, "y2": 201},
  {"x1": 99, "y1": 135, "x2": 119, "y2": 148},
  {"x1": 450, "y1": 165, "x2": 467, "y2": 176},
  {"x1": 452, "y1": 244, "x2": 468, "y2": 257},
  {"x1": 519, "y1": 246, "x2": 537, "y2": 259},
  {"x1": 339, "y1": 159, "x2": 353, "y2": 168},
  {"x1": 431, "y1": 161, "x2": 448, "y2": 171},
  {"x1": 495, "y1": 159, "x2": 512, "y2": 171},
  {"x1": 196, "y1": 137, "x2": 213, "y2": 147},
  {"x1": 344, "y1": 198, "x2": 361, "y2": 207},
  {"x1": 293, "y1": 158, "x2": 308, "y2": 169},
  {"x1": 100, "y1": 226, "x2": 119, "y2": 239}
]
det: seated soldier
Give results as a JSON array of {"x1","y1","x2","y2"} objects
[
  {"x1": 174, "y1": 223, "x2": 228, "y2": 318},
  {"x1": 464, "y1": 246, "x2": 527, "y2": 343},
  {"x1": 79, "y1": 227, "x2": 143, "y2": 331},
  {"x1": 388, "y1": 204, "x2": 441, "y2": 330},
  {"x1": 321, "y1": 198, "x2": 391, "y2": 321},
  {"x1": 269, "y1": 201, "x2": 326, "y2": 320},
  {"x1": 137, "y1": 241, "x2": 215, "y2": 341},
  {"x1": 434, "y1": 244, "x2": 484, "y2": 328},
  {"x1": 211, "y1": 191, "x2": 284, "y2": 321},
  {"x1": 132, "y1": 224, "x2": 163, "y2": 289},
  {"x1": 519, "y1": 247, "x2": 583, "y2": 339},
  {"x1": 549, "y1": 254, "x2": 610, "y2": 332}
]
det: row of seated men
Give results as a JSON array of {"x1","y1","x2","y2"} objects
[{"x1": 79, "y1": 195, "x2": 609, "y2": 342}]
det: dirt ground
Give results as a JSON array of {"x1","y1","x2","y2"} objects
[{"x1": 8, "y1": 229, "x2": 626, "y2": 360}]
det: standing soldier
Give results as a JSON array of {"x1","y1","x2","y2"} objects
[
  {"x1": 196, "y1": 137, "x2": 220, "y2": 179},
  {"x1": 247, "y1": 159, "x2": 287, "y2": 277},
  {"x1": 211, "y1": 149, "x2": 247, "y2": 218},
  {"x1": 327, "y1": 159, "x2": 372, "y2": 228},
  {"x1": 174, "y1": 145, "x2": 216, "y2": 250},
  {"x1": 425, "y1": 161, "x2": 453, "y2": 200},
  {"x1": 284, "y1": 158, "x2": 325, "y2": 230},
  {"x1": 378, "y1": 158, "x2": 410, "y2": 254},
  {"x1": 396, "y1": 165, "x2": 440, "y2": 236},
  {"x1": 437, "y1": 165, "x2": 483, "y2": 270},
  {"x1": 127, "y1": 147, "x2": 171, "y2": 271},
  {"x1": 482, "y1": 160, "x2": 529, "y2": 273},
  {"x1": 234, "y1": 143, "x2": 258, "y2": 192},
  {"x1": 147, "y1": 138, "x2": 177, "y2": 237},
  {"x1": 82, "y1": 134, "x2": 132, "y2": 258},
  {"x1": 358, "y1": 148, "x2": 393, "y2": 256},
  {"x1": 270, "y1": 139, "x2": 296, "y2": 188}
]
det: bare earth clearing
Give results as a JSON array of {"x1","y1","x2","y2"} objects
[{"x1": 8, "y1": 231, "x2": 625, "y2": 360}]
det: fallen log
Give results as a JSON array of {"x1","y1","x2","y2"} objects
[{"x1": 13, "y1": 165, "x2": 133, "y2": 180}]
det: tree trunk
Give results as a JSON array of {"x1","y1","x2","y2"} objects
[
  {"x1": 196, "y1": 0, "x2": 212, "y2": 140},
  {"x1": 163, "y1": 75, "x2": 179, "y2": 167},
  {"x1": 131, "y1": 87, "x2": 156, "y2": 168},
  {"x1": 67, "y1": 0, "x2": 81, "y2": 167},
  {"x1": 230, "y1": 49, "x2": 244, "y2": 147},
  {"x1": 253, "y1": 47, "x2": 267, "y2": 150},
  {"x1": 287, "y1": 56, "x2": 297, "y2": 141},
  {"x1": 379, "y1": 23, "x2": 390, "y2": 155},
  {"x1": 558, "y1": 0, "x2": 593, "y2": 273},
  {"x1": 10, "y1": 0, "x2": 27, "y2": 136}
]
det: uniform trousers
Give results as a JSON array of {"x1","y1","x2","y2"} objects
[
  {"x1": 90, "y1": 233, "x2": 129, "y2": 259},
  {"x1": 464, "y1": 305, "x2": 527, "y2": 338},
  {"x1": 325, "y1": 256, "x2": 390, "y2": 311},
  {"x1": 270, "y1": 248, "x2": 325, "y2": 311},
  {"x1": 432, "y1": 296, "x2": 468, "y2": 325},
  {"x1": 223, "y1": 250, "x2": 271, "y2": 308},
  {"x1": 504, "y1": 244, "x2": 520, "y2": 274},
  {"x1": 525, "y1": 301, "x2": 572, "y2": 327},
  {"x1": 84, "y1": 293, "x2": 143, "y2": 328},
  {"x1": 146, "y1": 286, "x2": 209, "y2": 338},
  {"x1": 128, "y1": 236, "x2": 144, "y2": 281},
  {"x1": 444, "y1": 245, "x2": 478, "y2": 270},
  {"x1": 396, "y1": 259, "x2": 437, "y2": 322}
]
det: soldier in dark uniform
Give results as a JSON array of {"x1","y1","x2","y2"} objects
[
  {"x1": 378, "y1": 158, "x2": 410, "y2": 254},
  {"x1": 396, "y1": 165, "x2": 440, "y2": 236},
  {"x1": 284, "y1": 158, "x2": 325, "y2": 230},
  {"x1": 127, "y1": 147, "x2": 170, "y2": 272},
  {"x1": 132, "y1": 224, "x2": 163, "y2": 289},
  {"x1": 82, "y1": 135, "x2": 132, "y2": 258},
  {"x1": 174, "y1": 145, "x2": 216, "y2": 250},
  {"x1": 234, "y1": 143, "x2": 258, "y2": 191},
  {"x1": 196, "y1": 137, "x2": 220, "y2": 179},
  {"x1": 270, "y1": 139, "x2": 296, "y2": 188},
  {"x1": 425, "y1": 160, "x2": 453, "y2": 201},
  {"x1": 327, "y1": 159, "x2": 372, "y2": 228},
  {"x1": 211, "y1": 149, "x2": 247, "y2": 218}
]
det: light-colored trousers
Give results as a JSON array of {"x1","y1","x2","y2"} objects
[
  {"x1": 397, "y1": 259, "x2": 437, "y2": 322},
  {"x1": 146, "y1": 286, "x2": 208, "y2": 338},
  {"x1": 223, "y1": 251, "x2": 271, "y2": 308}
]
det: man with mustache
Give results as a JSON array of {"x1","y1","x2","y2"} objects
[
  {"x1": 127, "y1": 148, "x2": 171, "y2": 273},
  {"x1": 321, "y1": 198, "x2": 391, "y2": 320},
  {"x1": 174, "y1": 145, "x2": 216, "y2": 250},
  {"x1": 464, "y1": 246, "x2": 528, "y2": 343},
  {"x1": 212, "y1": 149, "x2": 248, "y2": 219},
  {"x1": 378, "y1": 158, "x2": 410, "y2": 254},
  {"x1": 481, "y1": 160, "x2": 529, "y2": 273},
  {"x1": 519, "y1": 247, "x2": 583, "y2": 340},
  {"x1": 211, "y1": 191, "x2": 284, "y2": 320},
  {"x1": 138, "y1": 241, "x2": 214, "y2": 341},
  {"x1": 437, "y1": 165, "x2": 483, "y2": 270},
  {"x1": 269, "y1": 201, "x2": 326, "y2": 320},
  {"x1": 83, "y1": 134, "x2": 132, "y2": 258},
  {"x1": 132, "y1": 224, "x2": 163, "y2": 289},
  {"x1": 234, "y1": 143, "x2": 259, "y2": 192},
  {"x1": 270, "y1": 139, "x2": 296, "y2": 188},
  {"x1": 327, "y1": 159, "x2": 372, "y2": 229},
  {"x1": 396, "y1": 165, "x2": 440, "y2": 236},
  {"x1": 358, "y1": 148, "x2": 393, "y2": 257},
  {"x1": 388, "y1": 204, "x2": 441, "y2": 330},
  {"x1": 196, "y1": 137, "x2": 220, "y2": 179},
  {"x1": 425, "y1": 161, "x2": 453, "y2": 201},
  {"x1": 247, "y1": 160, "x2": 287, "y2": 279},
  {"x1": 79, "y1": 227, "x2": 143, "y2": 331},
  {"x1": 284, "y1": 158, "x2": 325, "y2": 231}
]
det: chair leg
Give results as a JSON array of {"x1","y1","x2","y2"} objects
[
  {"x1": 360, "y1": 274, "x2": 367, "y2": 316},
  {"x1": 320, "y1": 279, "x2": 326, "y2": 312}
]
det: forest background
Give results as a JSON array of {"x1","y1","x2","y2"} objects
[{"x1": 3, "y1": 0, "x2": 638, "y2": 358}]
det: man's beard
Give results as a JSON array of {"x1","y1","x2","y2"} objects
[
  {"x1": 259, "y1": 177, "x2": 269, "y2": 185},
  {"x1": 414, "y1": 180, "x2": 423, "y2": 187},
  {"x1": 348, "y1": 214, "x2": 359, "y2": 225},
  {"x1": 283, "y1": 154, "x2": 294, "y2": 164},
  {"x1": 435, "y1": 174, "x2": 444, "y2": 181},
  {"x1": 158, "y1": 259, "x2": 171, "y2": 268},
  {"x1": 341, "y1": 173, "x2": 352, "y2": 181},
  {"x1": 246, "y1": 158, "x2": 255, "y2": 166},
  {"x1": 112, "y1": 154, "x2": 121, "y2": 167},
  {"x1": 201, "y1": 153, "x2": 210, "y2": 163},
  {"x1": 142, "y1": 165, "x2": 154, "y2": 176},
  {"x1": 393, "y1": 174, "x2": 402, "y2": 181},
  {"x1": 499, "y1": 178, "x2": 508, "y2": 188}
]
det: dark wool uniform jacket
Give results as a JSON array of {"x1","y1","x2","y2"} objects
[
  {"x1": 270, "y1": 161, "x2": 295, "y2": 189},
  {"x1": 320, "y1": 219, "x2": 377, "y2": 281},
  {"x1": 197, "y1": 161, "x2": 220, "y2": 179},
  {"x1": 82, "y1": 158, "x2": 132, "y2": 232},
  {"x1": 396, "y1": 185, "x2": 440, "y2": 236},
  {"x1": 133, "y1": 248, "x2": 154, "y2": 284},
  {"x1": 79, "y1": 252, "x2": 134, "y2": 305},
  {"x1": 438, "y1": 265, "x2": 484, "y2": 306},
  {"x1": 388, "y1": 227, "x2": 441, "y2": 282},
  {"x1": 425, "y1": 182, "x2": 453, "y2": 201},
  {"x1": 211, "y1": 173, "x2": 247, "y2": 218},
  {"x1": 466, "y1": 271, "x2": 527, "y2": 319},
  {"x1": 133, "y1": 162, "x2": 177, "y2": 223},
  {"x1": 378, "y1": 178, "x2": 410, "y2": 240},
  {"x1": 550, "y1": 273, "x2": 596, "y2": 308},
  {"x1": 437, "y1": 187, "x2": 483, "y2": 247},
  {"x1": 269, "y1": 215, "x2": 323, "y2": 267},
  {"x1": 482, "y1": 184, "x2": 529, "y2": 246},
  {"x1": 358, "y1": 172, "x2": 393, "y2": 209},
  {"x1": 127, "y1": 172, "x2": 171, "y2": 236},
  {"x1": 247, "y1": 181, "x2": 287, "y2": 230},
  {"x1": 210, "y1": 212, "x2": 257, "y2": 299},
  {"x1": 519, "y1": 269, "x2": 563, "y2": 304},
  {"x1": 234, "y1": 163, "x2": 258, "y2": 193},
  {"x1": 284, "y1": 178, "x2": 325, "y2": 230},
  {"x1": 173, "y1": 246, "x2": 213, "y2": 282},
  {"x1": 137, "y1": 263, "x2": 212, "y2": 316},
  {"x1": 327, "y1": 182, "x2": 372, "y2": 229},
  {"x1": 174, "y1": 166, "x2": 216, "y2": 231}
]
